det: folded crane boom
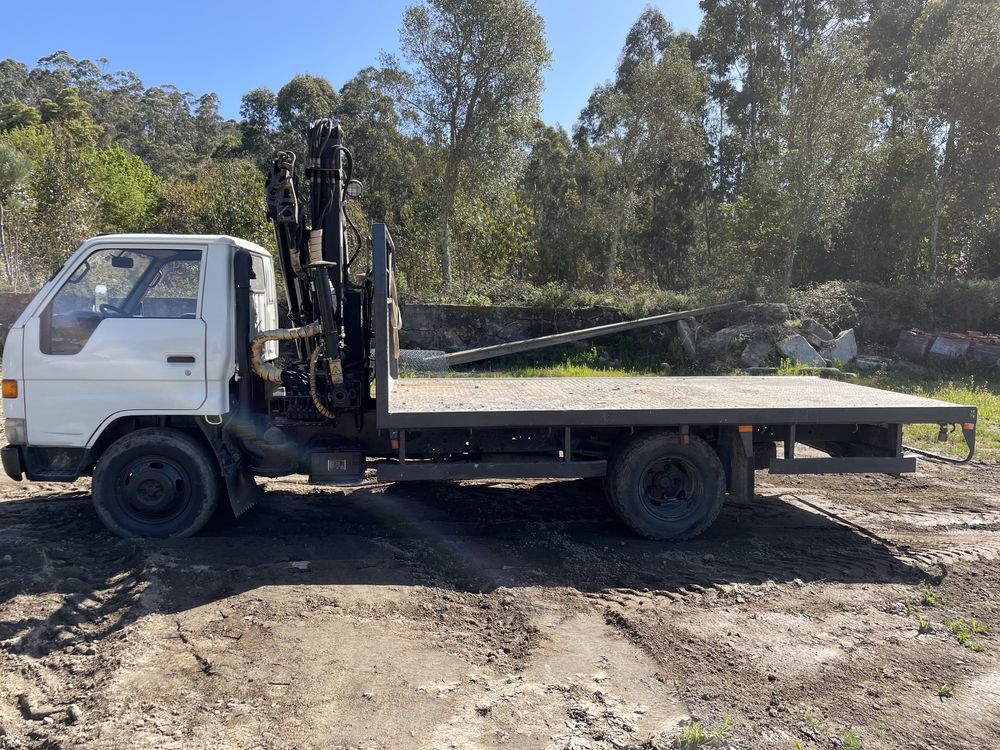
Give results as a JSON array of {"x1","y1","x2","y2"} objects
[{"x1": 263, "y1": 120, "x2": 373, "y2": 423}]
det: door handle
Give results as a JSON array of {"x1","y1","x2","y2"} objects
[{"x1": 166, "y1": 355, "x2": 197, "y2": 364}]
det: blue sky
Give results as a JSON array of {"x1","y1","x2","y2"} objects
[{"x1": 5, "y1": 0, "x2": 703, "y2": 129}]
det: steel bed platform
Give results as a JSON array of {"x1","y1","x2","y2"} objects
[
  {"x1": 368, "y1": 226, "x2": 977, "y2": 485},
  {"x1": 382, "y1": 375, "x2": 976, "y2": 429}
]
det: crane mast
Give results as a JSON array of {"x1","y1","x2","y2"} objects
[{"x1": 263, "y1": 120, "x2": 371, "y2": 425}]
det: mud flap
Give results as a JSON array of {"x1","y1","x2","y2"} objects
[
  {"x1": 224, "y1": 463, "x2": 262, "y2": 517},
  {"x1": 720, "y1": 426, "x2": 755, "y2": 501},
  {"x1": 197, "y1": 420, "x2": 262, "y2": 517}
]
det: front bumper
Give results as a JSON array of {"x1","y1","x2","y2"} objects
[{"x1": 2, "y1": 445, "x2": 23, "y2": 481}]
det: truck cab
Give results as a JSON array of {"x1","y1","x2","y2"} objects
[{"x1": 2, "y1": 234, "x2": 278, "y2": 485}]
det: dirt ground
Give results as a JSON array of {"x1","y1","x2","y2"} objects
[{"x1": 1, "y1": 443, "x2": 999, "y2": 749}]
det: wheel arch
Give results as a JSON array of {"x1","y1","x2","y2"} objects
[
  {"x1": 86, "y1": 415, "x2": 222, "y2": 475},
  {"x1": 88, "y1": 415, "x2": 259, "y2": 521}
]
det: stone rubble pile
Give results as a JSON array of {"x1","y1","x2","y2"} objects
[{"x1": 691, "y1": 303, "x2": 858, "y2": 373}]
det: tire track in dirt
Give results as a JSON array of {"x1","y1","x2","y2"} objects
[
  {"x1": 2, "y1": 459, "x2": 999, "y2": 749},
  {"x1": 0, "y1": 486, "x2": 155, "y2": 748}
]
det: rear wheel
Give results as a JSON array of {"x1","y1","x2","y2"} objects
[
  {"x1": 92, "y1": 428, "x2": 219, "y2": 538},
  {"x1": 606, "y1": 431, "x2": 725, "y2": 540}
]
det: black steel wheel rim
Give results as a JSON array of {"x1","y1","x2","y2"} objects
[
  {"x1": 637, "y1": 455, "x2": 702, "y2": 522},
  {"x1": 116, "y1": 455, "x2": 192, "y2": 524}
]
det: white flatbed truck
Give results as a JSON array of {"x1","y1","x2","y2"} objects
[{"x1": 0, "y1": 121, "x2": 978, "y2": 540}]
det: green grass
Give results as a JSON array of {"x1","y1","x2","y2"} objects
[
  {"x1": 945, "y1": 617, "x2": 990, "y2": 651},
  {"x1": 916, "y1": 612, "x2": 932, "y2": 634},
  {"x1": 504, "y1": 363, "x2": 635, "y2": 377},
  {"x1": 840, "y1": 728, "x2": 863, "y2": 750},
  {"x1": 672, "y1": 718, "x2": 733, "y2": 749},
  {"x1": 452, "y1": 343, "x2": 656, "y2": 378},
  {"x1": 921, "y1": 590, "x2": 944, "y2": 607},
  {"x1": 920, "y1": 581, "x2": 944, "y2": 607}
]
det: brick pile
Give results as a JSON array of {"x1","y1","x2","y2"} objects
[{"x1": 896, "y1": 329, "x2": 1000, "y2": 366}]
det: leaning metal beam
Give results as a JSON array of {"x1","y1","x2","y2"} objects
[{"x1": 439, "y1": 300, "x2": 746, "y2": 367}]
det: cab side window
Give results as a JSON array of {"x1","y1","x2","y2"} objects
[
  {"x1": 138, "y1": 255, "x2": 202, "y2": 318},
  {"x1": 250, "y1": 253, "x2": 278, "y2": 359},
  {"x1": 41, "y1": 248, "x2": 203, "y2": 355}
]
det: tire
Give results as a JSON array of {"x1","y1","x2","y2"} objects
[
  {"x1": 605, "y1": 431, "x2": 725, "y2": 541},
  {"x1": 92, "y1": 428, "x2": 220, "y2": 539}
]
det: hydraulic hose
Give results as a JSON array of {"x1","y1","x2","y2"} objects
[
  {"x1": 309, "y1": 345, "x2": 338, "y2": 420},
  {"x1": 250, "y1": 321, "x2": 323, "y2": 382}
]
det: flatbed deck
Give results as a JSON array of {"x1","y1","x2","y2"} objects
[
  {"x1": 372, "y1": 226, "x2": 976, "y2": 437},
  {"x1": 369, "y1": 225, "x2": 976, "y2": 497},
  {"x1": 384, "y1": 375, "x2": 976, "y2": 429}
]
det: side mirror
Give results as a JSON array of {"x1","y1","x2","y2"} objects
[
  {"x1": 345, "y1": 180, "x2": 363, "y2": 199},
  {"x1": 112, "y1": 256, "x2": 134, "y2": 269}
]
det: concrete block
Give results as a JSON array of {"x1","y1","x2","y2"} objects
[
  {"x1": 821, "y1": 328, "x2": 858, "y2": 365},
  {"x1": 970, "y1": 341, "x2": 1000, "y2": 366},
  {"x1": 800, "y1": 318, "x2": 833, "y2": 342},
  {"x1": 895, "y1": 330, "x2": 934, "y2": 363},
  {"x1": 745, "y1": 303, "x2": 790, "y2": 322},
  {"x1": 927, "y1": 335, "x2": 971, "y2": 363},
  {"x1": 740, "y1": 339, "x2": 774, "y2": 367},
  {"x1": 776, "y1": 334, "x2": 826, "y2": 366},
  {"x1": 855, "y1": 356, "x2": 892, "y2": 372}
]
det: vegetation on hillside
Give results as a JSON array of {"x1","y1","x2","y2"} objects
[{"x1": 0, "y1": 0, "x2": 998, "y2": 306}]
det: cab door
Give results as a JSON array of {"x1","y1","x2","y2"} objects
[{"x1": 21, "y1": 246, "x2": 208, "y2": 447}]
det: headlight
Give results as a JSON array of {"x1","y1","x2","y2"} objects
[{"x1": 5, "y1": 418, "x2": 26, "y2": 445}]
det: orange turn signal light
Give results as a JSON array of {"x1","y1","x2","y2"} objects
[
  {"x1": 738, "y1": 424, "x2": 753, "y2": 433},
  {"x1": 1, "y1": 379, "x2": 17, "y2": 398}
]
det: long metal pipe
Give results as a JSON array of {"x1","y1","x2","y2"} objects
[{"x1": 439, "y1": 300, "x2": 746, "y2": 367}]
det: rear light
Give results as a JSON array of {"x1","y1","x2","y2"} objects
[{"x1": 1, "y1": 380, "x2": 17, "y2": 399}]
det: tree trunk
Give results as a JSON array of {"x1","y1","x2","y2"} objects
[
  {"x1": 928, "y1": 119, "x2": 955, "y2": 278},
  {"x1": 784, "y1": 209, "x2": 803, "y2": 291},
  {"x1": 439, "y1": 207, "x2": 451, "y2": 291},
  {"x1": 605, "y1": 208, "x2": 626, "y2": 288},
  {"x1": 0, "y1": 199, "x2": 11, "y2": 291},
  {"x1": 439, "y1": 158, "x2": 460, "y2": 292}
]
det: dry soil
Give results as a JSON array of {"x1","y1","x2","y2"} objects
[{"x1": 1, "y1": 436, "x2": 998, "y2": 749}]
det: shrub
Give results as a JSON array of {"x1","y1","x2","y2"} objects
[{"x1": 788, "y1": 281, "x2": 859, "y2": 328}]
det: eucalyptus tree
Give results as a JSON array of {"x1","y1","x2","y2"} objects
[
  {"x1": 239, "y1": 87, "x2": 278, "y2": 165},
  {"x1": 388, "y1": 0, "x2": 550, "y2": 289},
  {"x1": 576, "y1": 9, "x2": 708, "y2": 287},
  {"x1": 275, "y1": 74, "x2": 340, "y2": 158},
  {"x1": 778, "y1": 32, "x2": 880, "y2": 288},
  {"x1": 0, "y1": 143, "x2": 31, "y2": 288},
  {"x1": 338, "y1": 67, "x2": 422, "y2": 230},
  {"x1": 910, "y1": 0, "x2": 1000, "y2": 276}
]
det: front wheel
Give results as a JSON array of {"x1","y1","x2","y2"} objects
[
  {"x1": 92, "y1": 428, "x2": 219, "y2": 538},
  {"x1": 605, "y1": 431, "x2": 725, "y2": 540}
]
